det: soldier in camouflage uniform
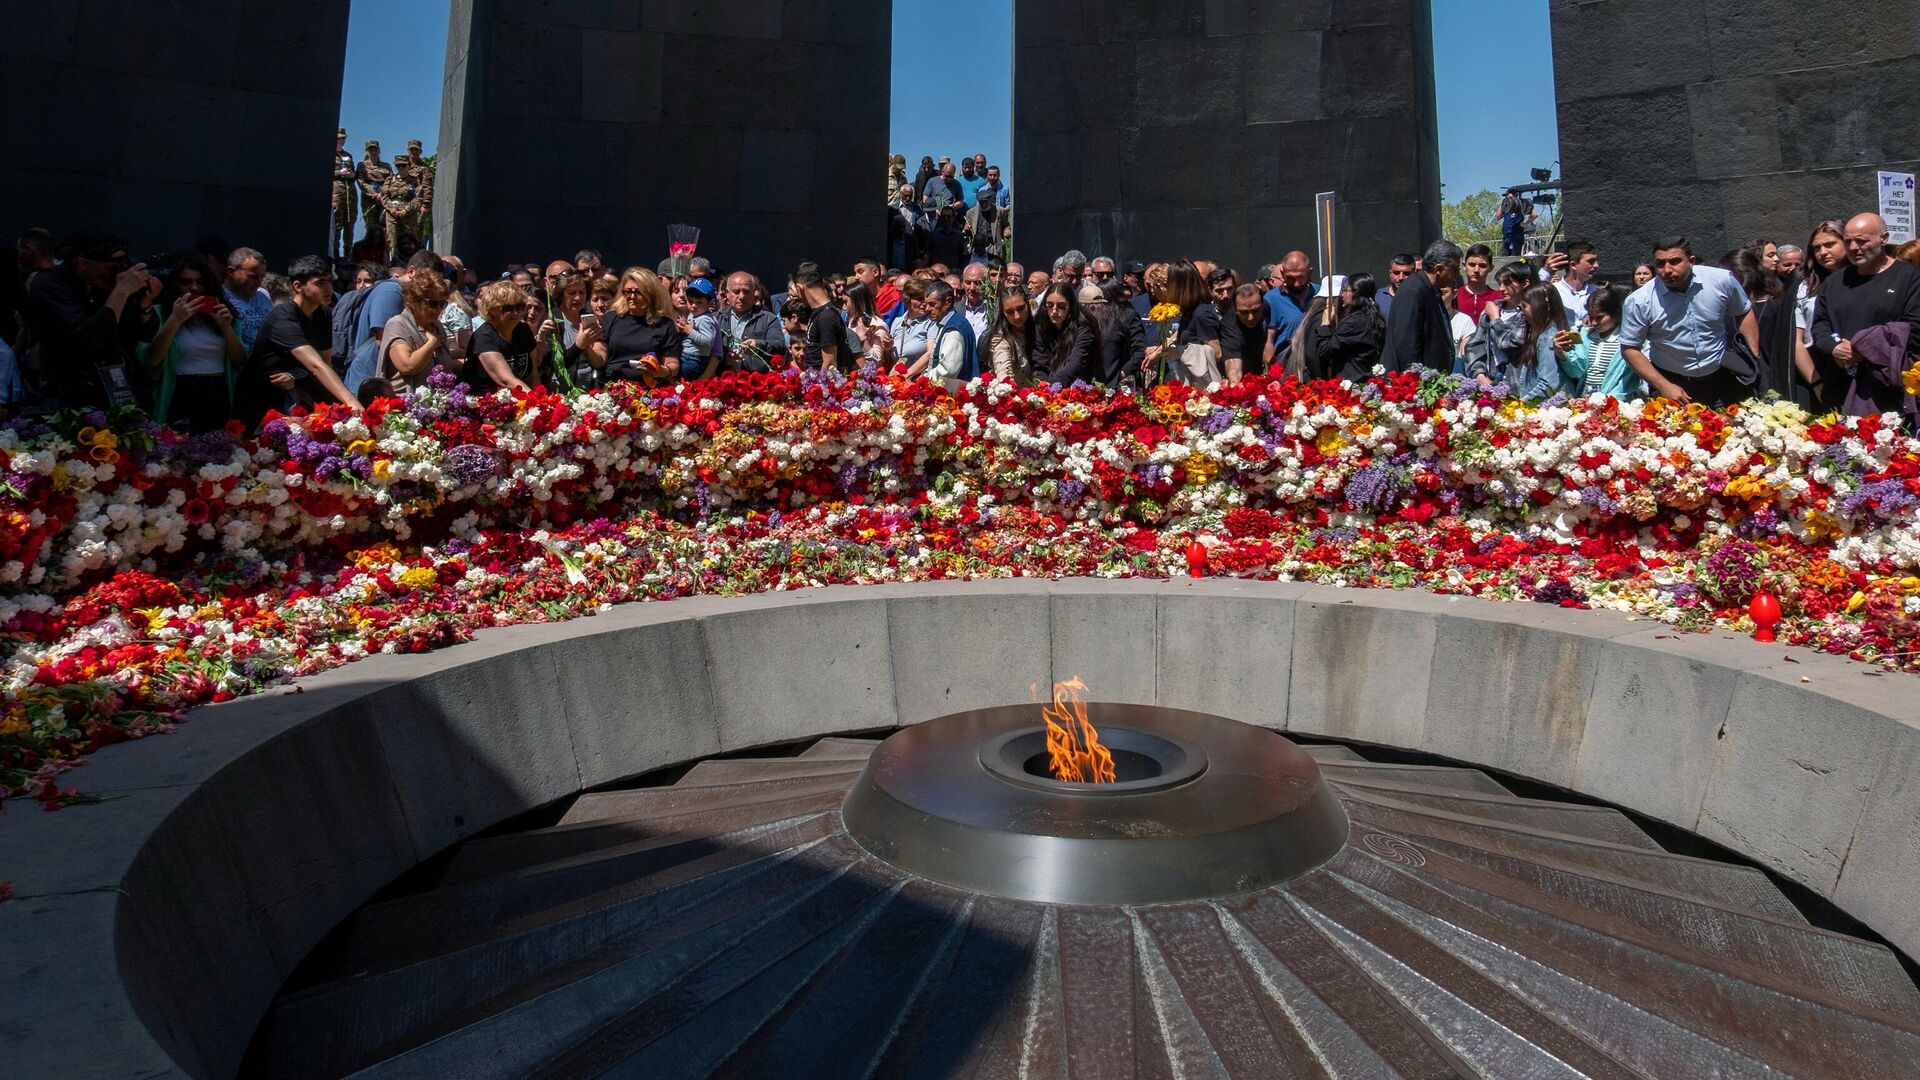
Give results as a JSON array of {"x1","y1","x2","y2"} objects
[
  {"x1": 331, "y1": 128, "x2": 357, "y2": 258},
  {"x1": 380, "y1": 164, "x2": 421, "y2": 264},
  {"x1": 355, "y1": 140, "x2": 393, "y2": 256},
  {"x1": 389, "y1": 139, "x2": 434, "y2": 259}
]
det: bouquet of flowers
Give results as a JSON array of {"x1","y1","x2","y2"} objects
[{"x1": 1147, "y1": 303, "x2": 1180, "y2": 385}]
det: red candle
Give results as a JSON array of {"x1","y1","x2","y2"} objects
[
  {"x1": 1185, "y1": 539, "x2": 1208, "y2": 578},
  {"x1": 1749, "y1": 591, "x2": 1783, "y2": 643}
]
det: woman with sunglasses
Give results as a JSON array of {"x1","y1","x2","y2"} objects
[
  {"x1": 378, "y1": 269, "x2": 458, "y2": 390},
  {"x1": 582, "y1": 267, "x2": 684, "y2": 386},
  {"x1": 141, "y1": 253, "x2": 244, "y2": 432}
]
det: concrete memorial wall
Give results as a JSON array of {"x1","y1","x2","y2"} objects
[
  {"x1": 0, "y1": 1, "x2": 350, "y2": 265},
  {"x1": 1011, "y1": 0, "x2": 1443, "y2": 282},
  {"x1": 435, "y1": 0, "x2": 891, "y2": 285},
  {"x1": 1551, "y1": 0, "x2": 1920, "y2": 273}
]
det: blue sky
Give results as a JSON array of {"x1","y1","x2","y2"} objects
[{"x1": 341, "y1": 0, "x2": 1556, "y2": 200}]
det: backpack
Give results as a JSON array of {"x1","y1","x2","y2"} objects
[{"x1": 331, "y1": 285, "x2": 375, "y2": 366}]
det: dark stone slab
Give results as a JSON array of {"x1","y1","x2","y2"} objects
[
  {"x1": 439, "y1": 0, "x2": 887, "y2": 282},
  {"x1": 1016, "y1": 0, "x2": 1439, "y2": 283},
  {"x1": 2, "y1": 1, "x2": 348, "y2": 265},
  {"x1": 1553, "y1": 0, "x2": 1920, "y2": 278}
]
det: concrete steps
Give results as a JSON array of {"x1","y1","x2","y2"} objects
[{"x1": 248, "y1": 733, "x2": 1920, "y2": 1079}]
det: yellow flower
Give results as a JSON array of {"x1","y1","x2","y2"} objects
[
  {"x1": 350, "y1": 542, "x2": 402, "y2": 567},
  {"x1": 1806, "y1": 511, "x2": 1845, "y2": 542},
  {"x1": 75, "y1": 426, "x2": 100, "y2": 447},
  {"x1": 1722, "y1": 475, "x2": 1777, "y2": 503},
  {"x1": 134, "y1": 607, "x2": 171, "y2": 629},
  {"x1": 1905, "y1": 361, "x2": 1920, "y2": 396},
  {"x1": 1847, "y1": 591, "x2": 1867, "y2": 614},
  {"x1": 372, "y1": 460, "x2": 392, "y2": 481},
  {"x1": 1185, "y1": 454, "x2": 1222, "y2": 485},
  {"x1": 1148, "y1": 303, "x2": 1181, "y2": 322},
  {"x1": 89, "y1": 446, "x2": 120, "y2": 464},
  {"x1": 397, "y1": 567, "x2": 439, "y2": 589},
  {"x1": 0, "y1": 715, "x2": 27, "y2": 737},
  {"x1": 347, "y1": 439, "x2": 374, "y2": 456},
  {"x1": 1315, "y1": 428, "x2": 1347, "y2": 454}
]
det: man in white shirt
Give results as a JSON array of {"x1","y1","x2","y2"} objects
[
  {"x1": 959, "y1": 263, "x2": 991, "y2": 340},
  {"x1": 1619, "y1": 236, "x2": 1760, "y2": 408},
  {"x1": 1552, "y1": 241, "x2": 1600, "y2": 323}
]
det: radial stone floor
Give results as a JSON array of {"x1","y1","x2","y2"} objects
[{"x1": 249, "y1": 737, "x2": 1920, "y2": 1079}]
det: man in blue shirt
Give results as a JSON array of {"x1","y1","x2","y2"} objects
[
  {"x1": 981, "y1": 164, "x2": 1011, "y2": 210},
  {"x1": 346, "y1": 250, "x2": 443, "y2": 371},
  {"x1": 1263, "y1": 251, "x2": 1317, "y2": 349},
  {"x1": 221, "y1": 247, "x2": 274, "y2": 353},
  {"x1": 1619, "y1": 236, "x2": 1759, "y2": 409},
  {"x1": 956, "y1": 158, "x2": 987, "y2": 207}
]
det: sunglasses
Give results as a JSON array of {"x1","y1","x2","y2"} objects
[{"x1": 621, "y1": 288, "x2": 645, "y2": 297}]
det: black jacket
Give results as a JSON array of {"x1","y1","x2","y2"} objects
[
  {"x1": 1035, "y1": 318, "x2": 1099, "y2": 386},
  {"x1": 1381, "y1": 271, "x2": 1453, "y2": 373},
  {"x1": 1310, "y1": 307, "x2": 1385, "y2": 382}
]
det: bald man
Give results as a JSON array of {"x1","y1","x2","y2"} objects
[
  {"x1": 721, "y1": 271, "x2": 784, "y2": 368},
  {"x1": 1263, "y1": 251, "x2": 1317, "y2": 346},
  {"x1": 1809, "y1": 212, "x2": 1920, "y2": 415}
]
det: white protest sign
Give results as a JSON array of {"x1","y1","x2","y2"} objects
[{"x1": 1880, "y1": 171, "x2": 1915, "y2": 244}]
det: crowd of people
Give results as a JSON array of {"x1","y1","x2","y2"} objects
[{"x1": 3, "y1": 147, "x2": 1918, "y2": 434}]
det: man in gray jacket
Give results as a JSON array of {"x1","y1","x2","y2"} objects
[{"x1": 721, "y1": 272, "x2": 782, "y2": 370}]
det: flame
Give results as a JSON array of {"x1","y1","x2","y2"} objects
[{"x1": 1040, "y1": 677, "x2": 1116, "y2": 784}]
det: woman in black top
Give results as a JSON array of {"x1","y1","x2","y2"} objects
[
  {"x1": 1310, "y1": 272, "x2": 1386, "y2": 382},
  {"x1": 1140, "y1": 260, "x2": 1219, "y2": 386},
  {"x1": 1728, "y1": 248, "x2": 1803, "y2": 405},
  {"x1": 465, "y1": 280, "x2": 548, "y2": 394},
  {"x1": 581, "y1": 268, "x2": 684, "y2": 386},
  {"x1": 1033, "y1": 283, "x2": 1100, "y2": 387}
]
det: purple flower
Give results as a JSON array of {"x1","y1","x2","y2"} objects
[
  {"x1": 1839, "y1": 478, "x2": 1919, "y2": 527},
  {"x1": 1577, "y1": 485, "x2": 1620, "y2": 517},
  {"x1": 1057, "y1": 477, "x2": 1087, "y2": 504},
  {"x1": 1345, "y1": 462, "x2": 1408, "y2": 515},
  {"x1": 1695, "y1": 539, "x2": 1765, "y2": 607},
  {"x1": 1197, "y1": 408, "x2": 1235, "y2": 435},
  {"x1": 443, "y1": 444, "x2": 504, "y2": 487}
]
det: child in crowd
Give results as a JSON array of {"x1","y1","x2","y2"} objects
[
  {"x1": 1556, "y1": 284, "x2": 1644, "y2": 400},
  {"x1": 679, "y1": 277, "x2": 723, "y2": 380}
]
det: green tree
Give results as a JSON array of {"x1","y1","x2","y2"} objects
[{"x1": 1442, "y1": 188, "x2": 1502, "y2": 246}]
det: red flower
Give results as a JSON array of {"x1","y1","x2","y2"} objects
[{"x1": 182, "y1": 498, "x2": 212, "y2": 525}]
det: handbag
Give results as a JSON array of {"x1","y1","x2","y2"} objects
[
  {"x1": 1174, "y1": 341, "x2": 1221, "y2": 388},
  {"x1": 1720, "y1": 333, "x2": 1762, "y2": 386}
]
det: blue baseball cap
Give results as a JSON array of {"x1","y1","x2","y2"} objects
[{"x1": 686, "y1": 276, "x2": 717, "y2": 299}]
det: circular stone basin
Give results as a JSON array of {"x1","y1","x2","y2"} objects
[{"x1": 842, "y1": 702, "x2": 1348, "y2": 905}]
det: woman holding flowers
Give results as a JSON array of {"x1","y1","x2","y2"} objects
[
  {"x1": 1143, "y1": 260, "x2": 1220, "y2": 387},
  {"x1": 589, "y1": 268, "x2": 683, "y2": 386}
]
